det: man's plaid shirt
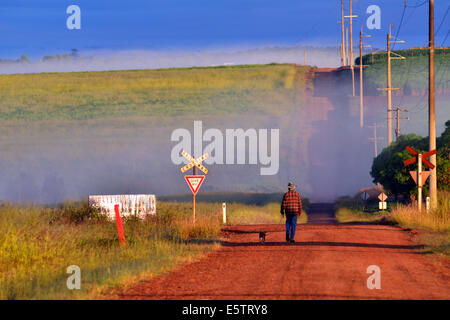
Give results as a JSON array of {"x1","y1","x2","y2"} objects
[{"x1": 280, "y1": 189, "x2": 302, "y2": 216}]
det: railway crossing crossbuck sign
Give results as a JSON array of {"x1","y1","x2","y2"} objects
[
  {"x1": 403, "y1": 146, "x2": 437, "y2": 212},
  {"x1": 180, "y1": 150, "x2": 209, "y2": 174},
  {"x1": 180, "y1": 150, "x2": 209, "y2": 224}
]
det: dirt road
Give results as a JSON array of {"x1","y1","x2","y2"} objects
[{"x1": 113, "y1": 205, "x2": 450, "y2": 300}]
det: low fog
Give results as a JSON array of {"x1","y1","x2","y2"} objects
[
  {"x1": 0, "y1": 46, "x2": 341, "y2": 74},
  {"x1": 0, "y1": 50, "x2": 448, "y2": 204}
]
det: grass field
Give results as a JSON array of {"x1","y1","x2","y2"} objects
[
  {"x1": 389, "y1": 191, "x2": 449, "y2": 257},
  {"x1": 0, "y1": 198, "x2": 305, "y2": 299},
  {"x1": 360, "y1": 49, "x2": 450, "y2": 94},
  {"x1": 334, "y1": 197, "x2": 388, "y2": 223},
  {"x1": 0, "y1": 63, "x2": 309, "y2": 121}
]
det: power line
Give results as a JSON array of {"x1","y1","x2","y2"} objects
[
  {"x1": 406, "y1": 0, "x2": 428, "y2": 9},
  {"x1": 392, "y1": 3, "x2": 407, "y2": 51},
  {"x1": 435, "y1": 4, "x2": 450, "y2": 36},
  {"x1": 441, "y1": 28, "x2": 450, "y2": 45}
]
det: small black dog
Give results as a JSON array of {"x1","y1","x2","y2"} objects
[{"x1": 259, "y1": 232, "x2": 267, "y2": 244}]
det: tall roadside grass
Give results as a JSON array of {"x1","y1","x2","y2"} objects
[
  {"x1": 391, "y1": 191, "x2": 450, "y2": 232},
  {"x1": 390, "y1": 191, "x2": 450, "y2": 257},
  {"x1": 0, "y1": 201, "x2": 222, "y2": 300},
  {"x1": 0, "y1": 199, "x2": 298, "y2": 299},
  {"x1": 334, "y1": 196, "x2": 388, "y2": 223}
]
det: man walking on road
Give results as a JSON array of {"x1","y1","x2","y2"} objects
[{"x1": 280, "y1": 182, "x2": 302, "y2": 243}]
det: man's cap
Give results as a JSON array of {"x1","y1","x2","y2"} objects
[{"x1": 288, "y1": 182, "x2": 296, "y2": 188}]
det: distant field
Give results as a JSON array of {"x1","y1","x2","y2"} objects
[
  {"x1": 0, "y1": 63, "x2": 309, "y2": 121},
  {"x1": 0, "y1": 63, "x2": 316, "y2": 203}
]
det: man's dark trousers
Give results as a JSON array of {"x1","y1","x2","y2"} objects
[{"x1": 285, "y1": 214, "x2": 297, "y2": 241}]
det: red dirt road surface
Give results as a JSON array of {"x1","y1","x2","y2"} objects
[{"x1": 112, "y1": 204, "x2": 450, "y2": 300}]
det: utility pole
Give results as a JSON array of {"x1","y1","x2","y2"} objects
[
  {"x1": 341, "y1": 0, "x2": 346, "y2": 66},
  {"x1": 377, "y1": 25, "x2": 405, "y2": 146},
  {"x1": 344, "y1": 0, "x2": 358, "y2": 96},
  {"x1": 368, "y1": 123, "x2": 384, "y2": 158},
  {"x1": 387, "y1": 27, "x2": 393, "y2": 145},
  {"x1": 429, "y1": 0, "x2": 437, "y2": 209},
  {"x1": 350, "y1": 0, "x2": 355, "y2": 96},
  {"x1": 346, "y1": 27, "x2": 350, "y2": 66},
  {"x1": 359, "y1": 27, "x2": 371, "y2": 128},
  {"x1": 393, "y1": 107, "x2": 410, "y2": 139},
  {"x1": 360, "y1": 29, "x2": 363, "y2": 127},
  {"x1": 304, "y1": 50, "x2": 306, "y2": 65},
  {"x1": 409, "y1": 2, "x2": 450, "y2": 209}
]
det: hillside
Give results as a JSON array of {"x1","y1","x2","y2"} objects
[
  {"x1": 1, "y1": 62, "x2": 446, "y2": 204},
  {"x1": 0, "y1": 64, "x2": 308, "y2": 121},
  {"x1": 357, "y1": 48, "x2": 450, "y2": 95},
  {"x1": 0, "y1": 64, "x2": 318, "y2": 203}
]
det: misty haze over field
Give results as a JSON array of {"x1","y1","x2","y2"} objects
[
  {"x1": 0, "y1": 64, "x2": 448, "y2": 204},
  {"x1": 0, "y1": 46, "x2": 341, "y2": 74}
]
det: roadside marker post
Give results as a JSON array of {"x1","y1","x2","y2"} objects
[
  {"x1": 180, "y1": 150, "x2": 209, "y2": 224},
  {"x1": 114, "y1": 204, "x2": 126, "y2": 245},
  {"x1": 403, "y1": 146, "x2": 436, "y2": 212},
  {"x1": 222, "y1": 202, "x2": 226, "y2": 224}
]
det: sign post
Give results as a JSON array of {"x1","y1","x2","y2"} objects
[
  {"x1": 403, "y1": 146, "x2": 436, "y2": 212},
  {"x1": 180, "y1": 150, "x2": 209, "y2": 224},
  {"x1": 378, "y1": 192, "x2": 387, "y2": 210}
]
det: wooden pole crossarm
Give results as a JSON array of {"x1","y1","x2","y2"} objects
[{"x1": 377, "y1": 88, "x2": 400, "y2": 91}]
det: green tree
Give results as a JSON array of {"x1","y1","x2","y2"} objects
[
  {"x1": 437, "y1": 120, "x2": 450, "y2": 191},
  {"x1": 370, "y1": 121, "x2": 450, "y2": 197}
]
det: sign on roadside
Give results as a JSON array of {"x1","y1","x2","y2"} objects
[
  {"x1": 180, "y1": 150, "x2": 209, "y2": 174},
  {"x1": 89, "y1": 194, "x2": 156, "y2": 220},
  {"x1": 378, "y1": 192, "x2": 387, "y2": 202},
  {"x1": 185, "y1": 175, "x2": 205, "y2": 195},
  {"x1": 179, "y1": 150, "x2": 209, "y2": 224},
  {"x1": 404, "y1": 146, "x2": 437, "y2": 212}
]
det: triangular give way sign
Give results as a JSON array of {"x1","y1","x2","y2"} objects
[{"x1": 184, "y1": 175, "x2": 205, "y2": 195}]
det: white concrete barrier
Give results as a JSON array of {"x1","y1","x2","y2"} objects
[{"x1": 89, "y1": 194, "x2": 156, "y2": 220}]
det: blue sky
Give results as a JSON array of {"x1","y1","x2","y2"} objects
[{"x1": 0, "y1": 0, "x2": 448, "y2": 58}]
